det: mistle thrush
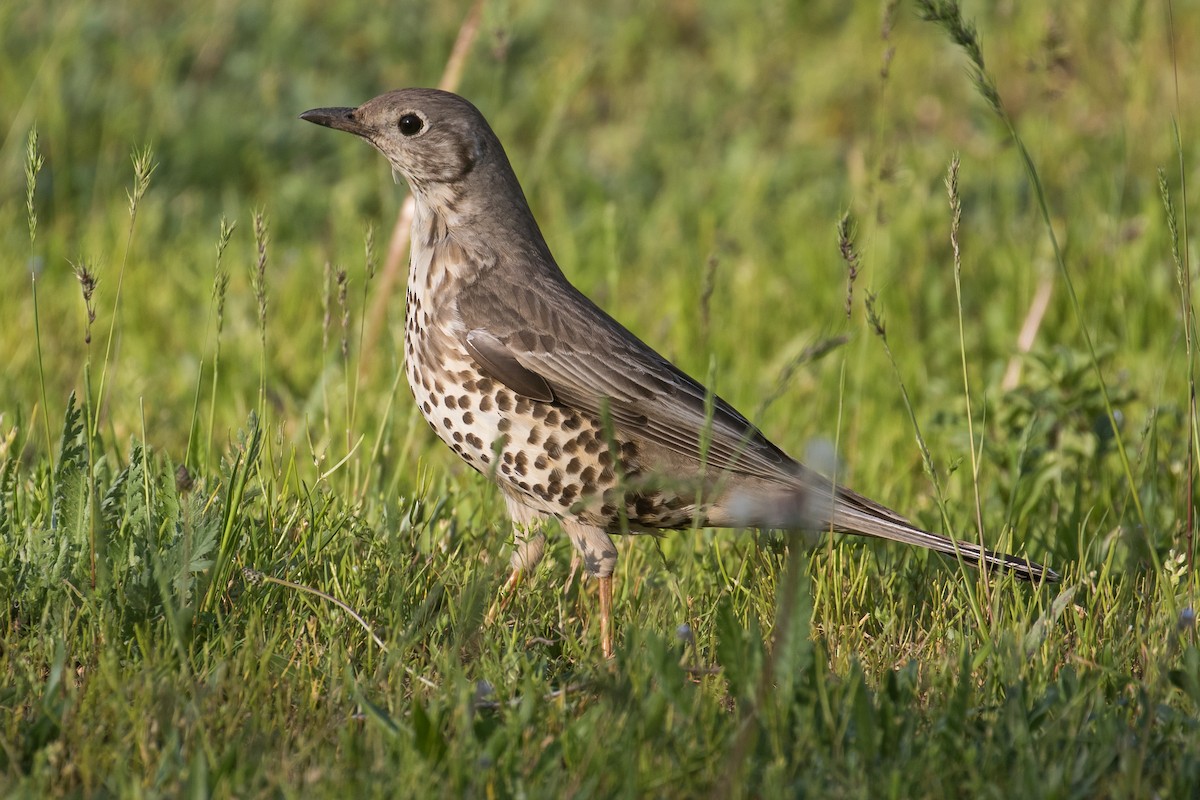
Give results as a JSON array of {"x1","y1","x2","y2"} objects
[{"x1": 301, "y1": 89, "x2": 1059, "y2": 658}]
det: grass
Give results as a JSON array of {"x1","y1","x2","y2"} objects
[{"x1": 2, "y1": 0, "x2": 1199, "y2": 796}]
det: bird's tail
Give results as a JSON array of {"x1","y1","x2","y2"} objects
[
  {"x1": 829, "y1": 485, "x2": 1060, "y2": 583},
  {"x1": 718, "y1": 473, "x2": 1059, "y2": 583}
]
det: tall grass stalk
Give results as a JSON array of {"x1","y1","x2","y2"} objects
[
  {"x1": 205, "y1": 219, "x2": 235, "y2": 472},
  {"x1": 139, "y1": 398, "x2": 154, "y2": 538},
  {"x1": 72, "y1": 259, "x2": 99, "y2": 586},
  {"x1": 945, "y1": 155, "x2": 996, "y2": 611},
  {"x1": 189, "y1": 217, "x2": 234, "y2": 472},
  {"x1": 917, "y1": 0, "x2": 1146, "y2": 530},
  {"x1": 864, "y1": 289, "x2": 988, "y2": 632},
  {"x1": 838, "y1": 213, "x2": 859, "y2": 321},
  {"x1": 944, "y1": 161, "x2": 986, "y2": 532},
  {"x1": 1163, "y1": 0, "x2": 1196, "y2": 589},
  {"x1": 360, "y1": 365, "x2": 406, "y2": 499},
  {"x1": 335, "y1": 267, "x2": 353, "y2": 490},
  {"x1": 94, "y1": 146, "x2": 156, "y2": 440},
  {"x1": 25, "y1": 127, "x2": 54, "y2": 465},
  {"x1": 321, "y1": 259, "x2": 333, "y2": 442},
  {"x1": 350, "y1": 225, "x2": 377, "y2": 495},
  {"x1": 1160, "y1": 164, "x2": 1196, "y2": 586},
  {"x1": 251, "y1": 209, "x2": 270, "y2": 420}
]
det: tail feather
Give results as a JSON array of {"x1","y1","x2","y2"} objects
[
  {"x1": 831, "y1": 487, "x2": 1060, "y2": 583},
  {"x1": 717, "y1": 472, "x2": 1060, "y2": 582}
]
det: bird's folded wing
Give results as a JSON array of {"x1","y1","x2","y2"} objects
[
  {"x1": 465, "y1": 329, "x2": 555, "y2": 402},
  {"x1": 456, "y1": 277, "x2": 798, "y2": 483}
]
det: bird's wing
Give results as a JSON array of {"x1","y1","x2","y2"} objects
[
  {"x1": 464, "y1": 329, "x2": 555, "y2": 402},
  {"x1": 455, "y1": 273, "x2": 798, "y2": 483}
]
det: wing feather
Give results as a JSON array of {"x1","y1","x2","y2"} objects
[{"x1": 456, "y1": 276, "x2": 796, "y2": 483}]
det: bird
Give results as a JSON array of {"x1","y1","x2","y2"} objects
[{"x1": 300, "y1": 88, "x2": 1059, "y2": 658}]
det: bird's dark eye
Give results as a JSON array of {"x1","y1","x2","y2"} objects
[{"x1": 398, "y1": 113, "x2": 424, "y2": 136}]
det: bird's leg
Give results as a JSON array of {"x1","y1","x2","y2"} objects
[
  {"x1": 599, "y1": 574, "x2": 614, "y2": 660},
  {"x1": 486, "y1": 527, "x2": 546, "y2": 625},
  {"x1": 561, "y1": 520, "x2": 619, "y2": 658},
  {"x1": 485, "y1": 567, "x2": 523, "y2": 625}
]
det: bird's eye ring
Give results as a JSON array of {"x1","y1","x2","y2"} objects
[{"x1": 398, "y1": 113, "x2": 425, "y2": 137}]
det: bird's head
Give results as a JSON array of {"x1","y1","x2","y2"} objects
[{"x1": 301, "y1": 88, "x2": 497, "y2": 191}]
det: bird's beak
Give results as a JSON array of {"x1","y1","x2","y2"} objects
[{"x1": 299, "y1": 106, "x2": 371, "y2": 138}]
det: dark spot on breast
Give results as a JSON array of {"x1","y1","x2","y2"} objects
[
  {"x1": 580, "y1": 466, "x2": 597, "y2": 486},
  {"x1": 562, "y1": 414, "x2": 582, "y2": 431},
  {"x1": 462, "y1": 412, "x2": 474, "y2": 425},
  {"x1": 479, "y1": 395, "x2": 493, "y2": 412},
  {"x1": 566, "y1": 457, "x2": 582, "y2": 474},
  {"x1": 545, "y1": 437, "x2": 562, "y2": 459},
  {"x1": 443, "y1": 394, "x2": 457, "y2": 410},
  {"x1": 544, "y1": 409, "x2": 559, "y2": 426},
  {"x1": 515, "y1": 397, "x2": 531, "y2": 414},
  {"x1": 527, "y1": 428, "x2": 542, "y2": 445},
  {"x1": 534, "y1": 454, "x2": 548, "y2": 470},
  {"x1": 496, "y1": 392, "x2": 512, "y2": 412},
  {"x1": 453, "y1": 431, "x2": 463, "y2": 443},
  {"x1": 477, "y1": 378, "x2": 494, "y2": 393},
  {"x1": 458, "y1": 394, "x2": 471, "y2": 408},
  {"x1": 497, "y1": 418, "x2": 511, "y2": 433},
  {"x1": 465, "y1": 433, "x2": 483, "y2": 450},
  {"x1": 560, "y1": 484, "x2": 578, "y2": 504},
  {"x1": 442, "y1": 417, "x2": 453, "y2": 429},
  {"x1": 634, "y1": 494, "x2": 658, "y2": 517}
]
